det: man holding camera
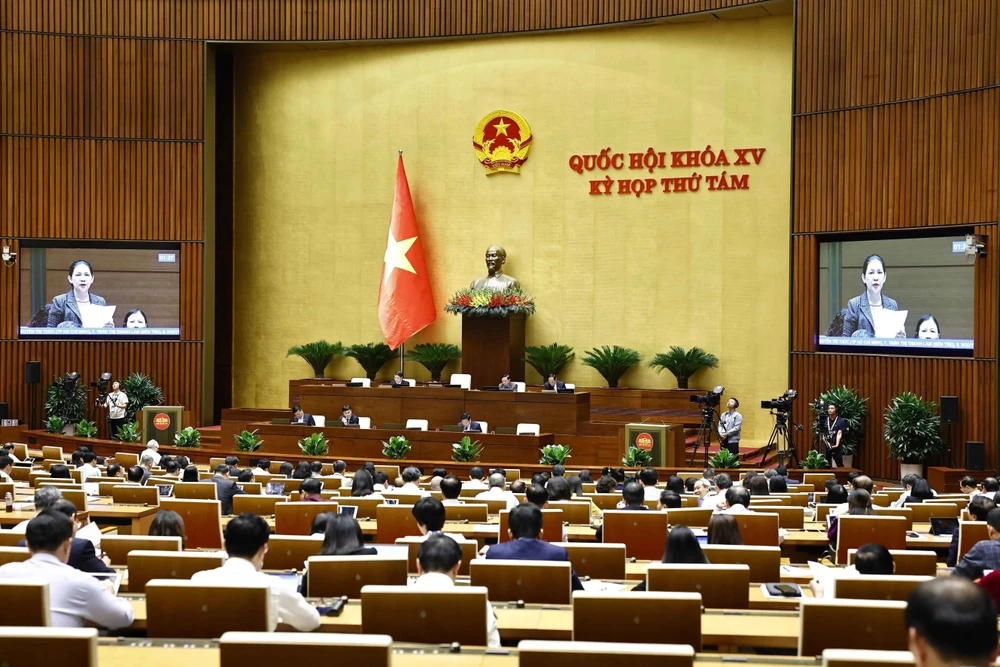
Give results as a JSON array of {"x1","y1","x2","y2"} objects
[
  {"x1": 103, "y1": 381, "x2": 128, "y2": 441},
  {"x1": 717, "y1": 398, "x2": 742, "y2": 456}
]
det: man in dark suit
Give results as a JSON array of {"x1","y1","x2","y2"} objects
[
  {"x1": 543, "y1": 373, "x2": 566, "y2": 391},
  {"x1": 340, "y1": 405, "x2": 360, "y2": 426},
  {"x1": 292, "y1": 405, "x2": 316, "y2": 426},
  {"x1": 485, "y1": 503, "x2": 583, "y2": 591},
  {"x1": 209, "y1": 463, "x2": 245, "y2": 515},
  {"x1": 20, "y1": 499, "x2": 114, "y2": 573},
  {"x1": 595, "y1": 482, "x2": 648, "y2": 542},
  {"x1": 458, "y1": 413, "x2": 482, "y2": 432},
  {"x1": 390, "y1": 372, "x2": 409, "y2": 388}
]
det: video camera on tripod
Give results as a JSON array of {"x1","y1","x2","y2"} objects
[
  {"x1": 761, "y1": 389, "x2": 798, "y2": 412},
  {"x1": 90, "y1": 372, "x2": 113, "y2": 408},
  {"x1": 690, "y1": 386, "x2": 725, "y2": 408},
  {"x1": 688, "y1": 386, "x2": 725, "y2": 466}
]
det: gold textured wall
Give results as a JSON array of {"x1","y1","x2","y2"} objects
[{"x1": 233, "y1": 16, "x2": 793, "y2": 444}]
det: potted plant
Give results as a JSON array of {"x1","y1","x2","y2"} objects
[
  {"x1": 298, "y1": 432, "x2": 329, "y2": 456},
  {"x1": 117, "y1": 422, "x2": 142, "y2": 443},
  {"x1": 708, "y1": 449, "x2": 740, "y2": 469},
  {"x1": 800, "y1": 449, "x2": 830, "y2": 470},
  {"x1": 345, "y1": 342, "x2": 397, "y2": 381},
  {"x1": 174, "y1": 426, "x2": 202, "y2": 448},
  {"x1": 120, "y1": 372, "x2": 165, "y2": 424},
  {"x1": 524, "y1": 343, "x2": 574, "y2": 383},
  {"x1": 648, "y1": 346, "x2": 719, "y2": 389},
  {"x1": 234, "y1": 429, "x2": 263, "y2": 453},
  {"x1": 74, "y1": 419, "x2": 98, "y2": 439},
  {"x1": 382, "y1": 435, "x2": 411, "y2": 460},
  {"x1": 287, "y1": 340, "x2": 344, "y2": 379},
  {"x1": 884, "y1": 391, "x2": 944, "y2": 478},
  {"x1": 809, "y1": 386, "x2": 868, "y2": 468},
  {"x1": 581, "y1": 346, "x2": 642, "y2": 388},
  {"x1": 539, "y1": 444, "x2": 572, "y2": 466},
  {"x1": 44, "y1": 415, "x2": 65, "y2": 435},
  {"x1": 622, "y1": 445, "x2": 653, "y2": 468},
  {"x1": 44, "y1": 374, "x2": 87, "y2": 434},
  {"x1": 451, "y1": 435, "x2": 484, "y2": 463},
  {"x1": 405, "y1": 343, "x2": 461, "y2": 383}
]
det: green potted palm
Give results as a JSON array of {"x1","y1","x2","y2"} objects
[
  {"x1": 451, "y1": 436, "x2": 484, "y2": 463},
  {"x1": 345, "y1": 342, "x2": 397, "y2": 381},
  {"x1": 524, "y1": 343, "x2": 574, "y2": 384},
  {"x1": 44, "y1": 374, "x2": 87, "y2": 434},
  {"x1": 117, "y1": 422, "x2": 142, "y2": 443},
  {"x1": 174, "y1": 427, "x2": 202, "y2": 448},
  {"x1": 622, "y1": 445, "x2": 653, "y2": 468},
  {"x1": 648, "y1": 346, "x2": 719, "y2": 389},
  {"x1": 810, "y1": 386, "x2": 868, "y2": 468},
  {"x1": 298, "y1": 432, "x2": 329, "y2": 456},
  {"x1": 120, "y1": 372, "x2": 165, "y2": 424},
  {"x1": 800, "y1": 450, "x2": 830, "y2": 470},
  {"x1": 581, "y1": 346, "x2": 642, "y2": 388},
  {"x1": 234, "y1": 429, "x2": 263, "y2": 453},
  {"x1": 287, "y1": 340, "x2": 344, "y2": 379},
  {"x1": 405, "y1": 343, "x2": 461, "y2": 383},
  {"x1": 74, "y1": 419, "x2": 98, "y2": 439},
  {"x1": 382, "y1": 435, "x2": 411, "y2": 460},
  {"x1": 539, "y1": 444, "x2": 572, "y2": 465},
  {"x1": 884, "y1": 392, "x2": 944, "y2": 478}
]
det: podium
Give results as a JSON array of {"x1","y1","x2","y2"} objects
[
  {"x1": 461, "y1": 313, "x2": 525, "y2": 388},
  {"x1": 140, "y1": 406, "x2": 184, "y2": 445}
]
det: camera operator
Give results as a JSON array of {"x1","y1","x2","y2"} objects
[
  {"x1": 823, "y1": 403, "x2": 845, "y2": 468},
  {"x1": 717, "y1": 398, "x2": 742, "y2": 456},
  {"x1": 103, "y1": 380, "x2": 128, "y2": 441}
]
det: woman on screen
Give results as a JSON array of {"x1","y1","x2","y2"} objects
[
  {"x1": 913, "y1": 314, "x2": 941, "y2": 339},
  {"x1": 46, "y1": 260, "x2": 113, "y2": 328},
  {"x1": 123, "y1": 308, "x2": 148, "y2": 328},
  {"x1": 842, "y1": 254, "x2": 904, "y2": 338}
]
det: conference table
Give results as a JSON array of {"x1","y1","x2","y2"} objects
[
  {"x1": 0, "y1": 505, "x2": 160, "y2": 534},
  {"x1": 289, "y1": 384, "x2": 591, "y2": 434}
]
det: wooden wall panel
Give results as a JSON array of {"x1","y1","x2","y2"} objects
[
  {"x1": 790, "y1": 235, "x2": 818, "y2": 352},
  {"x1": 179, "y1": 242, "x2": 204, "y2": 342},
  {"x1": 795, "y1": 0, "x2": 1000, "y2": 113},
  {"x1": 794, "y1": 89, "x2": 1000, "y2": 233},
  {"x1": 1, "y1": 34, "x2": 202, "y2": 139},
  {"x1": 0, "y1": 137, "x2": 203, "y2": 240},
  {"x1": 0, "y1": 341, "x2": 203, "y2": 432},
  {"x1": 791, "y1": 354, "x2": 996, "y2": 480},
  {"x1": 0, "y1": 0, "x2": 769, "y2": 39}
]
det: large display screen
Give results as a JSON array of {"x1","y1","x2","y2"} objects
[
  {"x1": 18, "y1": 245, "x2": 181, "y2": 339},
  {"x1": 818, "y1": 236, "x2": 973, "y2": 353}
]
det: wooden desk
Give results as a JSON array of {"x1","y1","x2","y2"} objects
[
  {"x1": 96, "y1": 642, "x2": 823, "y2": 667},
  {"x1": 290, "y1": 384, "x2": 590, "y2": 434},
  {"x1": 124, "y1": 598, "x2": 802, "y2": 649},
  {"x1": 0, "y1": 505, "x2": 159, "y2": 534},
  {"x1": 783, "y1": 529, "x2": 952, "y2": 551}
]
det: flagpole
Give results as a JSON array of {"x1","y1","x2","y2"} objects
[{"x1": 397, "y1": 147, "x2": 404, "y2": 376}]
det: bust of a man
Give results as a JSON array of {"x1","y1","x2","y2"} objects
[{"x1": 470, "y1": 245, "x2": 520, "y2": 290}]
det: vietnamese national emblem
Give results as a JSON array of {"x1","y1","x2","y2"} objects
[{"x1": 473, "y1": 110, "x2": 532, "y2": 175}]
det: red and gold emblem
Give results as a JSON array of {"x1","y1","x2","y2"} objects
[
  {"x1": 473, "y1": 110, "x2": 532, "y2": 174},
  {"x1": 636, "y1": 433, "x2": 654, "y2": 452},
  {"x1": 153, "y1": 413, "x2": 170, "y2": 430}
]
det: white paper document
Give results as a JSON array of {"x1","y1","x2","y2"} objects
[
  {"x1": 80, "y1": 305, "x2": 116, "y2": 329},
  {"x1": 872, "y1": 308, "x2": 907, "y2": 338}
]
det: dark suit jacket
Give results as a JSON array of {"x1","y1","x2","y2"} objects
[
  {"x1": 485, "y1": 538, "x2": 584, "y2": 590},
  {"x1": 460, "y1": 420, "x2": 483, "y2": 432},
  {"x1": 210, "y1": 475, "x2": 245, "y2": 515},
  {"x1": 294, "y1": 414, "x2": 317, "y2": 426},
  {"x1": 46, "y1": 292, "x2": 108, "y2": 328},
  {"x1": 19, "y1": 536, "x2": 114, "y2": 574},
  {"x1": 341, "y1": 414, "x2": 360, "y2": 425},
  {"x1": 842, "y1": 292, "x2": 900, "y2": 338},
  {"x1": 543, "y1": 380, "x2": 566, "y2": 390}
]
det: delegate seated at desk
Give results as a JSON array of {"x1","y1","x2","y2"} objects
[
  {"x1": 459, "y1": 412, "x2": 482, "y2": 432},
  {"x1": 498, "y1": 374, "x2": 515, "y2": 391},
  {"x1": 543, "y1": 373, "x2": 565, "y2": 391},
  {"x1": 390, "y1": 372, "x2": 409, "y2": 388},
  {"x1": 340, "y1": 404, "x2": 360, "y2": 426},
  {"x1": 292, "y1": 405, "x2": 316, "y2": 426}
]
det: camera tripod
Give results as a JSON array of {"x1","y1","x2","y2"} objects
[
  {"x1": 757, "y1": 410, "x2": 799, "y2": 467},
  {"x1": 689, "y1": 405, "x2": 724, "y2": 467}
]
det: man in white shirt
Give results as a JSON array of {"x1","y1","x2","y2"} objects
[
  {"x1": 78, "y1": 452, "x2": 102, "y2": 484},
  {"x1": 692, "y1": 478, "x2": 715, "y2": 507},
  {"x1": 980, "y1": 477, "x2": 999, "y2": 501},
  {"x1": 399, "y1": 466, "x2": 430, "y2": 496},
  {"x1": 143, "y1": 440, "x2": 161, "y2": 466},
  {"x1": 412, "y1": 534, "x2": 500, "y2": 647},
  {"x1": 465, "y1": 466, "x2": 488, "y2": 490},
  {"x1": 0, "y1": 455, "x2": 14, "y2": 484},
  {"x1": 0, "y1": 510, "x2": 133, "y2": 628},
  {"x1": 104, "y1": 381, "x2": 128, "y2": 441},
  {"x1": 440, "y1": 474, "x2": 464, "y2": 506},
  {"x1": 960, "y1": 475, "x2": 981, "y2": 500},
  {"x1": 637, "y1": 467, "x2": 661, "y2": 501},
  {"x1": 191, "y1": 513, "x2": 320, "y2": 632},
  {"x1": 2, "y1": 443, "x2": 20, "y2": 462},
  {"x1": 475, "y1": 473, "x2": 518, "y2": 511},
  {"x1": 718, "y1": 487, "x2": 752, "y2": 514},
  {"x1": 412, "y1": 497, "x2": 471, "y2": 543}
]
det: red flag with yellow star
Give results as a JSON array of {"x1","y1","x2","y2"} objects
[{"x1": 378, "y1": 155, "x2": 437, "y2": 350}]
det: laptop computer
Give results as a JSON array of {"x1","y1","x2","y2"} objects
[
  {"x1": 930, "y1": 516, "x2": 959, "y2": 536},
  {"x1": 156, "y1": 484, "x2": 174, "y2": 497},
  {"x1": 481, "y1": 386, "x2": 500, "y2": 392},
  {"x1": 266, "y1": 481, "x2": 286, "y2": 495},
  {"x1": 271, "y1": 417, "x2": 291, "y2": 425},
  {"x1": 557, "y1": 387, "x2": 576, "y2": 394},
  {"x1": 338, "y1": 505, "x2": 359, "y2": 518},
  {"x1": 441, "y1": 425, "x2": 463, "y2": 432}
]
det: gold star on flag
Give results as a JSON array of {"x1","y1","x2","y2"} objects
[
  {"x1": 383, "y1": 231, "x2": 418, "y2": 284},
  {"x1": 492, "y1": 118, "x2": 510, "y2": 136}
]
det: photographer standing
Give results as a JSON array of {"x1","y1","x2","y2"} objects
[
  {"x1": 823, "y1": 403, "x2": 845, "y2": 468},
  {"x1": 104, "y1": 380, "x2": 128, "y2": 441},
  {"x1": 717, "y1": 398, "x2": 742, "y2": 456}
]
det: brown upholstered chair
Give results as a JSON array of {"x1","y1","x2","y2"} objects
[
  {"x1": 159, "y1": 498, "x2": 223, "y2": 549},
  {"x1": 145, "y1": 580, "x2": 271, "y2": 638},
  {"x1": 101, "y1": 535, "x2": 182, "y2": 566},
  {"x1": 600, "y1": 510, "x2": 668, "y2": 559},
  {"x1": 360, "y1": 586, "x2": 490, "y2": 646},
  {"x1": 274, "y1": 501, "x2": 339, "y2": 535},
  {"x1": 700, "y1": 545, "x2": 780, "y2": 583},
  {"x1": 127, "y1": 550, "x2": 226, "y2": 593},
  {"x1": 646, "y1": 563, "x2": 750, "y2": 609},
  {"x1": 555, "y1": 542, "x2": 626, "y2": 580},
  {"x1": 799, "y1": 598, "x2": 908, "y2": 656},
  {"x1": 262, "y1": 534, "x2": 324, "y2": 571},
  {"x1": 218, "y1": 631, "x2": 392, "y2": 665},
  {"x1": 305, "y1": 556, "x2": 408, "y2": 597},
  {"x1": 0, "y1": 627, "x2": 97, "y2": 665},
  {"x1": 469, "y1": 559, "x2": 572, "y2": 604},
  {"x1": 571, "y1": 592, "x2": 702, "y2": 650}
]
